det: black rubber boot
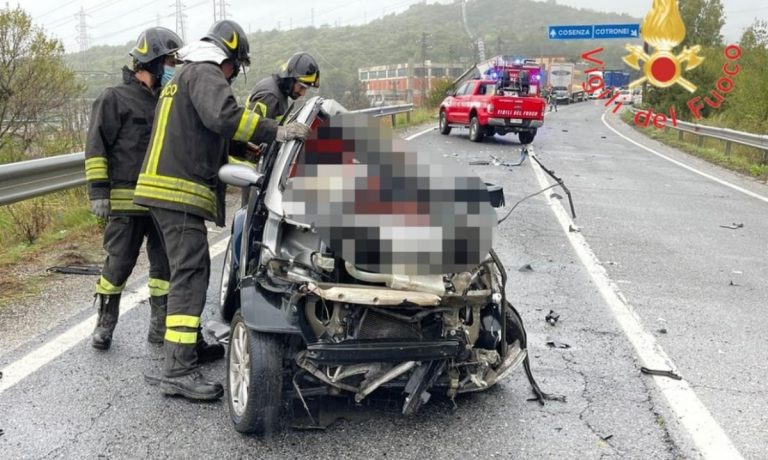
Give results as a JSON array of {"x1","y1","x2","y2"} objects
[
  {"x1": 159, "y1": 343, "x2": 223, "y2": 400},
  {"x1": 147, "y1": 295, "x2": 167, "y2": 344},
  {"x1": 91, "y1": 294, "x2": 121, "y2": 350},
  {"x1": 196, "y1": 328, "x2": 225, "y2": 364}
]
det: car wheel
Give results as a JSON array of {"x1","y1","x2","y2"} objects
[
  {"x1": 218, "y1": 238, "x2": 239, "y2": 321},
  {"x1": 469, "y1": 116, "x2": 483, "y2": 142},
  {"x1": 227, "y1": 310, "x2": 285, "y2": 434},
  {"x1": 518, "y1": 131, "x2": 536, "y2": 144},
  {"x1": 438, "y1": 110, "x2": 451, "y2": 135}
]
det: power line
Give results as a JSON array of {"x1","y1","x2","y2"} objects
[
  {"x1": 44, "y1": 0, "x2": 123, "y2": 29},
  {"x1": 36, "y1": 0, "x2": 80, "y2": 20}
]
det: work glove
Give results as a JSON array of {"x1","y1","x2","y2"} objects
[
  {"x1": 276, "y1": 122, "x2": 311, "y2": 142},
  {"x1": 90, "y1": 199, "x2": 110, "y2": 219}
]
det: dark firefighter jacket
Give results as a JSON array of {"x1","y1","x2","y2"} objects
[
  {"x1": 84, "y1": 66, "x2": 157, "y2": 215},
  {"x1": 134, "y1": 61, "x2": 278, "y2": 226},
  {"x1": 248, "y1": 75, "x2": 290, "y2": 122}
]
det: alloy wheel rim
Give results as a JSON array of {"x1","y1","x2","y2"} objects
[{"x1": 228, "y1": 321, "x2": 250, "y2": 416}]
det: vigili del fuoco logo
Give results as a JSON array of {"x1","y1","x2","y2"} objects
[{"x1": 580, "y1": 0, "x2": 742, "y2": 129}]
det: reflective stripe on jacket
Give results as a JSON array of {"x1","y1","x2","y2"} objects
[
  {"x1": 85, "y1": 66, "x2": 157, "y2": 214},
  {"x1": 134, "y1": 61, "x2": 278, "y2": 225},
  {"x1": 248, "y1": 75, "x2": 289, "y2": 122}
]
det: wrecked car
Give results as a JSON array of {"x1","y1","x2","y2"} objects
[{"x1": 217, "y1": 96, "x2": 546, "y2": 434}]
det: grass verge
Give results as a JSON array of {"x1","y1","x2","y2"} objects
[
  {"x1": 621, "y1": 110, "x2": 768, "y2": 181},
  {"x1": 0, "y1": 187, "x2": 103, "y2": 308}
]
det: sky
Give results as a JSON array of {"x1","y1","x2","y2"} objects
[{"x1": 16, "y1": 0, "x2": 767, "y2": 53}]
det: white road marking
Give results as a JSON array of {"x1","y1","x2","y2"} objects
[
  {"x1": 405, "y1": 126, "x2": 436, "y2": 141},
  {"x1": 0, "y1": 236, "x2": 230, "y2": 395},
  {"x1": 601, "y1": 112, "x2": 768, "y2": 204},
  {"x1": 527, "y1": 147, "x2": 743, "y2": 459}
]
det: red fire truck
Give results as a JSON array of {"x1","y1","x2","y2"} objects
[{"x1": 439, "y1": 56, "x2": 546, "y2": 144}]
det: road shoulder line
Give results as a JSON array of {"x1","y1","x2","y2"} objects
[
  {"x1": 0, "y1": 236, "x2": 230, "y2": 395},
  {"x1": 601, "y1": 112, "x2": 768, "y2": 204},
  {"x1": 527, "y1": 147, "x2": 743, "y2": 460}
]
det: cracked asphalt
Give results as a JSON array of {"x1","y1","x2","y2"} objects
[{"x1": 1, "y1": 103, "x2": 766, "y2": 458}]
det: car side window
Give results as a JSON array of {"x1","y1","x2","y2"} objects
[{"x1": 455, "y1": 82, "x2": 471, "y2": 96}]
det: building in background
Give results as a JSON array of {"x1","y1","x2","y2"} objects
[{"x1": 358, "y1": 61, "x2": 466, "y2": 106}]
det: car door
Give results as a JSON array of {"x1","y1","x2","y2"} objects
[{"x1": 451, "y1": 81, "x2": 474, "y2": 124}]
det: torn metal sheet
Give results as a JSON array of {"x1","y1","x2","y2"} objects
[{"x1": 305, "y1": 282, "x2": 441, "y2": 306}]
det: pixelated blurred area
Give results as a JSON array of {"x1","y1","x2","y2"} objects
[{"x1": 284, "y1": 113, "x2": 496, "y2": 276}]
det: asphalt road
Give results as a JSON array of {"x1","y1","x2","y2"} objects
[{"x1": 1, "y1": 103, "x2": 766, "y2": 459}]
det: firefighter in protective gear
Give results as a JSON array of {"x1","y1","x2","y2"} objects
[
  {"x1": 134, "y1": 19, "x2": 311, "y2": 401},
  {"x1": 231, "y1": 52, "x2": 320, "y2": 205},
  {"x1": 85, "y1": 27, "x2": 183, "y2": 351},
  {"x1": 249, "y1": 51, "x2": 320, "y2": 122}
]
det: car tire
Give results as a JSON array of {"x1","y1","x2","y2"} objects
[
  {"x1": 438, "y1": 110, "x2": 451, "y2": 135},
  {"x1": 227, "y1": 310, "x2": 285, "y2": 434},
  {"x1": 218, "y1": 238, "x2": 239, "y2": 321},
  {"x1": 469, "y1": 116, "x2": 483, "y2": 142},
  {"x1": 518, "y1": 130, "x2": 536, "y2": 144}
]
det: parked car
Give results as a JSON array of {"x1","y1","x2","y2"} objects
[{"x1": 615, "y1": 89, "x2": 633, "y2": 104}]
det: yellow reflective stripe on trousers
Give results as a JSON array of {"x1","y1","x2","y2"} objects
[
  {"x1": 135, "y1": 173, "x2": 217, "y2": 216},
  {"x1": 145, "y1": 97, "x2": 174, "y2": 175},
  {"x1": 165, "y1": 329, "x2": 198, "y2": 344},
  {"x1": 148, "y1": 278, "x2": 170, "y2": 297},
  {"x1": 233, "y1": 109, "x2": 260, "y2": 142},
  {"x1": 166, "y1": 314, "x2": 200, "y2": 328},
  {"x1": 110, "y1": 189, "x2": 148, "y2": 213},
  {"x1": 85, "y1": 157, "x2": 108, "y2": 181},
  {"x1": 95, "y1": 276, "x2": 124, "y2": 295}
]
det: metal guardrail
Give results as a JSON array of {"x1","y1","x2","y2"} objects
[
  {"x1": 0, "y1": 152, "x2": 86, "y2": 205},
  {"x1": 355, "y1": 103, "x2": 414, "y2": 125},
  {"x1": 629, "y1": 106, "x2": 768, "y2": 161},
  {"x1": 0, "y1": 104, "x2": 415, "y2": 206}
]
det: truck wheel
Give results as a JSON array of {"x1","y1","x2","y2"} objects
[
  {"x1": 218, "y1": 238, "x2": 239, "y2": 321},
  {"x1": 438, "y1": 110, "x2": 451, "y2": 135},
  {"x1": 518, "y1": 131, "x2": 536, "y2": 144},
  {"x1": 469, "y1": 116, "x2": 484, "y2": 142},
  {"x1": 227, "y1": 310, "x2": 285, "y2": 434}
]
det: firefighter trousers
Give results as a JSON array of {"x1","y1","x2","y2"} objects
[
  {"x1": 95, "y1": 215, "x2": 170, "y2": 300},
  {"x1": 149, "y1": 207, "x2": 211, "y2": 377}
]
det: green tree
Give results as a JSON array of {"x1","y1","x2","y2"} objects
[
  {"x1": 0, "y1": 7, "x2": 83, "y2": 162},
  {"x1": 721, "y1": 20, "x2": 768, "y2": 132},
  {"x1": 426, "y1": 78, "x2": 455, "y2": 108},
  {"x1": 678, "y1": 0, "x2": 725, "y2": 48},
  {"x1": 739, "y1": 19, "x2": 768, "y2": 50}
]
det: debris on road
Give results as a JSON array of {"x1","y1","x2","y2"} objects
[
  {"x1": 46, "y1": 265, "x2": 102, "y2": 275},
  {"x1": 545, "y1": 310, "x2": 560, "y2": 326},
  {"x1": 601, "y1": 434, "x2": 614, "y2": 441},
  {"x1": 0, "y1": 428, "x2": 4, "y2": 437},
  {"x1": 568, "y1": 224, "x2": 581, "y2": 233},
  {"x1": 469, "y1": 160, "x2": 490, "y2": 165},
  {"x1": 550, "y1": 192, "x2": 563, "y2": 200},
  {"x1": 657, "y1": 328, "x2": 668, "y2": 334},
  {"x1": 719, "y1": 222, "x2": 744, "y2": 230},
  {"x1": 545, "y1": 337, "x2": 571, "y2": 349},
  {"x1": 640, "y1": 367, "x2": 682, "y2": 380},
  {"x1": 519, "y1": 263, "x2": 534, "y2": 272},
  {"x1": 204, "y1": 320, "x2": 231, "y2": 344},
  {"x1": 729, "y1": 280, "x2": 741, "y2": 287}
]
